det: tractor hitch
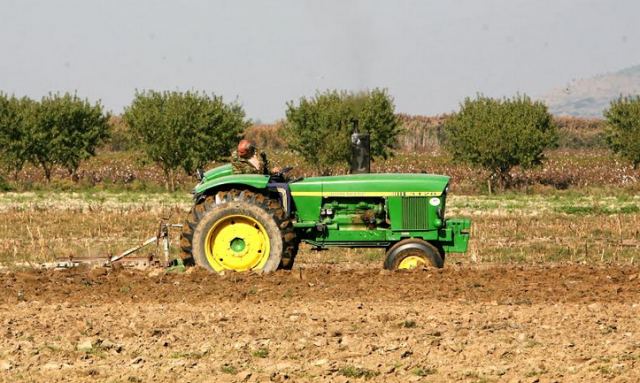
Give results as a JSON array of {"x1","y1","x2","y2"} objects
[{"x1": 108, "y1": 220, "x2": 183, "y2": 266}]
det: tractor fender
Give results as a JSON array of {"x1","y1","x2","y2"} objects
[{"x1": 193, "y1": 174, "x2": 270, "y2": 200}]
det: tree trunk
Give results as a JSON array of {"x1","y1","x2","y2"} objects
[
  {"x1": 497, "y1": 168, "x2": 512, "y2": 191},
  {"x1": 163, "y1": 168, "x2": 170, "y2": 192},
  {"x1": 12, "y1": 166, "x2": 21, "y2": 181},
  {"x1": 169, "y1": 169, "x2": 176, "y2": 192},
  {"x1": 163, "y1": 167, "x2": 177, "y2": 192},
  {"x1": 40, "y1": 161, "x2": 52, "y2": 182},
  {"x1": 68, "y1": 167, "x2": 80, "y2": 183}
]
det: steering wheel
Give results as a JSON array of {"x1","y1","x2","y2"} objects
[
  {"x1": 271, "y1": 166, "x2": 293, "y2": 181},
  {"x1": 275, "y1": 166, "x2": 293, "y2": 177}
]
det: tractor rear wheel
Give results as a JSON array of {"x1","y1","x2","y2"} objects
[
  {"x1": 180, "y1": 190, "x2": 298, "y2": 273},
  {"x1": 384, "y1": 238, "x2": 444, "y2": 270}
]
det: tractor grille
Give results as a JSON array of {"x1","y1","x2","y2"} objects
[{"x1": 402, "y1": 197, "x2": 429, "y2": 229}]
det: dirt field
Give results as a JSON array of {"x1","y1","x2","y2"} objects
[
  {"x1": 1, "y1": 264, "x2": 639, "y2": 382},
  {"x1": 1, "y1": 191, "x2": 638, "y2": 382}
]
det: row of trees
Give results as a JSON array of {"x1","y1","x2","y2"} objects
[
  {"x1": 124, "y1": 89, "x2": 398, "y2": 187},
  {"x1": 0, "y1": 93, "x2": 109, "y2": 181},
  {"x1": 285, "y1": 92, "x2": 640, "y2": 191},
  {"x1": 0, "y1": 91, "x2": 249, "y2": 190},
  {"x1": 1, "y1": 89, "x2": 639, "y2": 191}
]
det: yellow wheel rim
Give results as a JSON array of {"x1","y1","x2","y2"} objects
[
  {"x1": 204, "y1": 214, "x2": 270, "y2": 272},
  {"x1": 398, "y1": 255, "x2": 426, "y2": 270}
]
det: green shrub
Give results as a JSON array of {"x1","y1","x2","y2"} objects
[
  {"x1": 339, "y1": 365, "x2": 379, "y2": 379},
  {"x1": 284, "y1": 89, "x2": 400, "y2": 175},
  {"x1": 124, "y1": 90, "x2": 249, "y2": 191},
  {"x1": 0, "y1": 94, "x2": 33, "y2": 179},
  {"x1": 31, "y1": 93, "x2": 110, "y2": 181},
  {"x1": 220, "y1": 364, "x2": 237, "y2": 374},
  {"x1": 604, "y1": 96, "x2": 640, "y2": 168},
  {"x1": 251, "y1": 347, "x2": 269, "y2": 358},
  {"x1": 412, "y1": 367, "x2": 437, "y2": 376},
  {"x1": 443, "y1": 95, "x2": 557, "y2": 191},
  {"x1": 1, "y1": 93, "x2": 109, "y2": 182}
]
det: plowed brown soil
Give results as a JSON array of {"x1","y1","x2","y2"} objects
[{"x1": 1, "y1": 264, "x2": 639, "y2": 382}]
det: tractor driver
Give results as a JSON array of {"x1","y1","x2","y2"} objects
[{"x1": 231, "y1": 139, "x2": 276, "y2": 175}]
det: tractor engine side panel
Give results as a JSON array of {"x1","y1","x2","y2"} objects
[
  {"x1": 289, "y1": 173, "x2": 457, "y2": 247},
  {"x1": 319, "y1": 198, "x2": 386, "y2": 230}
]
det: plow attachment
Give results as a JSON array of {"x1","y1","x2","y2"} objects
[{"x1": 25, "y1": 220, "x2": 186, "y2": 271}]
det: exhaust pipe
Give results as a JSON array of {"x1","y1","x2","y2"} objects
[{"x1": 350, "y1": 132, "x2": 370, "y2": 174}]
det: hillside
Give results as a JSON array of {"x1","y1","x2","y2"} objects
[{"x1": 543, "y1": 65, "x2": 640, "y2": 117}]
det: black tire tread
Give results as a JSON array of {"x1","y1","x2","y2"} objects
[
  {"x1": 384, "y1": 238, "x2": 444, "y2": 270},
  {"x1": 180, "y1": 189, "x2": 298, "y2": 270}
]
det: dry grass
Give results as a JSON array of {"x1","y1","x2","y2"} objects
[
  {"x1": 0, "y1": 192, "x2": 188, "y2": 264},
  {"x1": 243, "y1": 122, "x2": 287, "y2": 151},
  {"x1": 1, "y1": 191, "x2": 638, "y2": 267}
]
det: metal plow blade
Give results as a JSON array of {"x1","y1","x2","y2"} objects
[{"x1": 10, "y1": 221, "x2": 185, "y2": 272}]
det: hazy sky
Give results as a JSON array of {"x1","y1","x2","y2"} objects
[{"x1": 1, "y1": 0, "x2": 639, "y2": 121}]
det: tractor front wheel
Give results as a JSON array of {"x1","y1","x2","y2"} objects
[{"x1": 384, "y1": 238, "x2": 444, "y2": 270}]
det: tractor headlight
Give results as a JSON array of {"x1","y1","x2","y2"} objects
[{"x1": 430, "y1": 196, "x2": 444, "y2": 219}]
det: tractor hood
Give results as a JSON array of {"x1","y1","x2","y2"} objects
[
  {"x1": 289, "y1": 173, "x2": 450, "y2": 197},
  {"x1": 195, "y1": 165, "x2": 449, "y2": 199}
]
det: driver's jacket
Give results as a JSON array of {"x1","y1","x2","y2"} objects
[{"x1": 230, "y1": 150, "x2": 269, "y2": 175}]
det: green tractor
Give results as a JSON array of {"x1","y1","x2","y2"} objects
[{"x1": 180, "y1": 163, "x2": 471, "y2": 273}]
